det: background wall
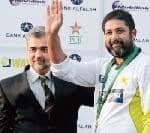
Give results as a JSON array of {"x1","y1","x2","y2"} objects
[{"x1": 0, "y1": 0, "x2": 150, "y2": 133}]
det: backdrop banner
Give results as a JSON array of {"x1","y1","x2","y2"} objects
[{"x1": 0, "y1": 0, "x2": 150, "y2": 133}]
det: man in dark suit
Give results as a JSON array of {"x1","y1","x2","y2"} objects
[{"x1": 0, "y1": 26, "x2": 94, "y2": 133}]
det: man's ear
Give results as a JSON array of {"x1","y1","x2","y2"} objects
[{"x1": 131, "y1": 29, "x2": 137, "y2": 40}]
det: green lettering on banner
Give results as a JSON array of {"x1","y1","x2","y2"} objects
[
  {"x1": 12, "y1": 58, "x2": 28, "y2": 68},
  {"x1": 0, "y1": 57, "x2": 10, "y2": 67},
  {"x1": 0, "y1": 57, "x2": 28, "y2": 68}
]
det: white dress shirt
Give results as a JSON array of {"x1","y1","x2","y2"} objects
[{"x1": 26, "y1": 67, "x2": 54, "y2": 109}]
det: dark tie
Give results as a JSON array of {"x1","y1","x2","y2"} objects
[{"x1": 39, "y1": 76, "x2": 55, "y2": 113}]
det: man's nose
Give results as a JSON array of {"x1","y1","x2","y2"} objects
[
  {"x1": 35, "y1": 49, "x2": 43, "y2": 57},
  {"x1": 111, "y1": 32, "x2": 120, "y2": 43},
  {"x1": 111, "y1": 32, "x2": 119, "y2": 40}
]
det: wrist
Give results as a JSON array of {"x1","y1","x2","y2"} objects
[{"x1": 46, "y1": 33, "x2": 59, "y2": 40}]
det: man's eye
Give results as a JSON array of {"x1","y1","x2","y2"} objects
[
  {"x1": 117, "y1": 29, "x2": 124, "y2": 34},
  {"x1": 41, "y1": 47, "x2": 48, "y2": 53},
  {"x1": 105, "y1": 32, "x2": 112, "y2": 35},
  {"x1": 29, "y1": 48, "x2": 36, "y2": 52}
]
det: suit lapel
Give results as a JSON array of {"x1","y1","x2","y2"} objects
[
  {"x1": 20, "y1": 72, "x2": 44, "y2": 110},
  {"x1": 2, "y1": 72, "x2": 42, "y2": 110},
  {"x1": 51, "y1": 75, "x2": 62, "y2": 101}
]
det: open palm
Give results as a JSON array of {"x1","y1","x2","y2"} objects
[{"x1": 46, "y1": 0, "x2": 63, "y2": 35}]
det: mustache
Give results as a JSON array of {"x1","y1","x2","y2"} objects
[
  {"x1": 111, "y1": 39, "x2": 123, "y2": 44},
  {"x1": 34, "y1": 58, "x2": 45, "y2": 62}
]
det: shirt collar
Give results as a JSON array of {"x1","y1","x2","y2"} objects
[{"x1": 27, "y1": 66, "x2": 51, "y2": 83}]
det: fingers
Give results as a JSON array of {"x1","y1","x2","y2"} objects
[
  {"x1": 45, "y1": 5, "x2": 50, "y2": 29},
  {"x1": 58, "y1": 0, "x2": 63, "y2": 15},
  {"x1": 46, "y1": 5, "x2": 50, "y2": 17},
  {"x1": 51, "y1": 0, "x2": 58, "y2": 14},
  {"x1": 50, "y1": 0, "x2": 62, "y2": 15}
]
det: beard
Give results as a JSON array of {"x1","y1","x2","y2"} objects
[{"x1": 106, "y1": 37, "x2": 134, "y2": 58}]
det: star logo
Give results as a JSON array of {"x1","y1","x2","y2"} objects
[
  {"x1": 70, "y1": 21, "x2": 81, "y2": 34},
  {"x1": 119, "y1": 76, "x2": 129, "y2": 86},
  {"x1": 21, "y1": 22, "x2": 33, "y2": 32},
  {"x1": 69, "y1": 54, "x2": 81, "y2": 62}
]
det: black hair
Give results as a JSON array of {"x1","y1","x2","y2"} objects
[{"x1": 102, "y1": 9, "x2": 135, "y2": 32}]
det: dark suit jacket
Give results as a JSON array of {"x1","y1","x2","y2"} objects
[{"x1": 0, "y1": 69, "x2": 94, "y2": 133}]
